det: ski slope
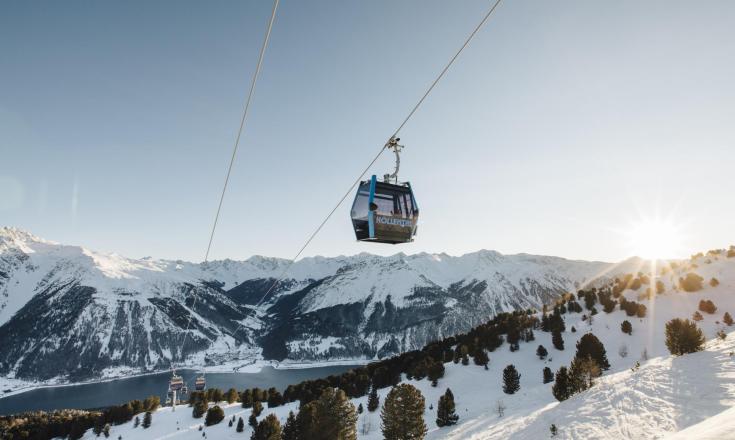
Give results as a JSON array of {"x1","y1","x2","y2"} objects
[{"x1": 75, "y1": 251, "x2": 735, "y2": 439}]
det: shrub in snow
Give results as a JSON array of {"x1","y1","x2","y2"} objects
[
  {"x1": 710, "y1": 277, "x2": 720, "y2": 287},
  {"x1": 724, "y1": 312, "x2": 734, "y2": 326},
  {"x1": 621, "y1": 320, "x2": 633, "y2": 335},
  {"x1": 693, "y1": 311, "x2": 704, "y2": 321},
  {"x1": 679, "y1": 273, "x2": 704, "y2": 292},
  {"x1": 543, "y1": 367, "x2": 554, "y2": 384},
  {"x1": 536, "y1": 345, "x2": 548, "y2": 360},
  {"x1": 699, "y1": 299, "x2": 717, "y2": 314}
]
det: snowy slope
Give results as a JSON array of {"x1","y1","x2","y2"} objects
[
  {"x1": 0, "y1": 227, "x2": 641, "y2": 385},
  {"x1": 75, "y1": 250, "x2": 735, "y2": 440}
]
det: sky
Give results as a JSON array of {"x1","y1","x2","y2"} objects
[{"x1": 1, "y1": 0, "x2": 734, "y2": 263}]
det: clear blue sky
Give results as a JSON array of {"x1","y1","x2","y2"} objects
[{"x1": 2, "y1": 0, "x2": 734, "y2": 262}]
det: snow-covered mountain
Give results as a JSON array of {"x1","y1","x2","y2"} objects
[
  {"x1": 0, "y1": 227, "x2": 639, "y2": 384},
  {"x1": 71, "y1": 243, "x2": 735, "y2": 440}
]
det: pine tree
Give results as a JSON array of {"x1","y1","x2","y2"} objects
[
  {"x1": 724, "y1": 312, "x2": 734, "y2": 326},
  {"x1": 381, "y1": 384, "x2": 427, "y2": 440},
  {"x1": 551, "y1": 366, "x2": 571, "y2": 401},
  {"x1": 665, "y1": 318, "x2": 705, "y2": 355},
  {"x1": 550, "y1": 424, "x2": 558, "y2": 437},
  {"x1": 252, "y1": 401, "x2": 263, "y2": 417},
  {"x1": 226, "y1": 388, "x2": 239, "y2": 404},
  {"x1": 205, "y1": 406, "x2": 225, "y2": 426},
  {"x1": 621, "y1": 320, "x2": 632, "y2": 335},
  {"x1": 193, "y1": 401, "x2": 207, "y2": 419},
  {"x1": 536, "y1": 345, "x2": 548, "y2": 360},
  {"x1": 281, "y1": 411, "x2": 298, "y2": 440},
  {"x1": 310, "y1": 387, "x2": 358, "y2": 440},
  {"x1": 568, "y1": 355, "x2": 601, "y2": 392},
  {"x1": 93, "y1": 416, "x2": 105, "y2": 435},
  {"x1": 435, "y1": 388, "x2": 459, "y2": 427},
  {"x1": 357, "y1": 403, "x2": 363, "y2": 414},
  {"x1": 249, "y1": 413, "x2": 258, "y2": 429},
  {"x1": 502, "y1": 364, "x2": 521, "y2": 394},
  {"x1": 241, "y1": 389, "x2": 254, "y2": 408},
  {"x1": 142, "y1": 411, "x2": 152, "y2": 429},
  {"x1": 296, "y1": 402, "x2": 319, "y2": 439},
  {"x1": 574, "y1": 333, "x2": 610, "y2": 370},
  {"x1": 367, "y1": 386, "x2": 380, "y2": 412},
  {"x1": 133, "y1": 416, "x2": 140, "y2": 428},
  {"x1": 543, "y1": 367, "x2": 554, "y2": 384},
  {"x1": 552, "y1": 329, "x2": 564, "y2": 350},
  {"x1": 251, "y1": 414, "x2": 281, "y2": 440},
  {"x1": 236, "y1": 417, "x2": 244, "y2": 433},
  {"x1": 473, "y1": 349, "x2": 489, "y2": 368}
]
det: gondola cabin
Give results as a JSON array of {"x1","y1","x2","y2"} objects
[
  {"x1": 351, "y1": 175, "x2": 418, "y2": 244},
  {"x1": 195, "y1": 376, "x2": 206, "y2": 391},
  {"x1": 169, "y1": 372, "x2": 184, "y2": 392}
]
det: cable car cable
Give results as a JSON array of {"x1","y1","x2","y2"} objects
[
  {"x1": 175, "y1": 0, "x2": 280, "y2": 374},
  {"x1": 240, "y1": 0, "x2": 505, "y2": 322}
]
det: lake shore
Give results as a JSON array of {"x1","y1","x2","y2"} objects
[{"x1": 0, "y1": 358, "x2": 372, "y2": 402}]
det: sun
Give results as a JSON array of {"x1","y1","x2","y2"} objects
[{"x1": 626, "y1": 218, "x2": 684, "y2": 260}]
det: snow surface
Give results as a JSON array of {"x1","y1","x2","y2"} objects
[{"x1": 72, "y1": 250, "x2": 735, "y2": 439}]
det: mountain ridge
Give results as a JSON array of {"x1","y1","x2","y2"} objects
[{"x1": 0, "y1": 227, "x2": 641, "y2": 384}]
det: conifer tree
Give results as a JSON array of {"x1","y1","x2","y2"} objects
[
  {"x1": 543, "y1": 367, "x2": 554, "y2": 384},
  {"x1": 142, "y1": 411, "x2": 152, "y2": 429},
  {"x1": 552, "y1": 329, "x2": 564, "y2": 350},
  {"x1": 252, "y1": 401, "x2": 263, "y2": 417},
  {"x1": 568, "y1": 355, "x2": 601, "y2": 392},
  {"x1": 473, "y1": 349, "x2": 489, "y2": 368},
  {"x1": 724, "y1": 312, "x2": 734, "y2": 326},
  {"x1": 502, "y1": 365, "x2": 521, "y2": 394},
  {"x1": 236, "y1": 417, "x2": 244, "y2": 433},
  {"x1": 241, "y1": 389, "x2": 254, "y2": 408},
  {"x1": 309, "y1": 387, "x2": 358, "y2": 440},
  {"x1": 435, "y1": 388, "x2": 459, "y2": 427},
  {"x1": 367, "y1": 386, "x2": 380, "y2": 412},
  {"x1": 193, "y1": 400, "x2": 207, "y2": 419},
  {"x1": 133, "y1": 416, "x2": 140, "y2": 428},
  {"x1": 205, "y1": 406, "x2": 224, "y2": 426},
  {"x1": 357, "y1": 403, "x2": 363, "y2": 414},
  {"x1": 226, "y1": 388, "x2": 239, "y2": 404},
  {"x1": 621, "y1": 320, "x2": 633, "y2": 335},
  {"x1": 296, "y1": 402, "x2": 319, "y2": 439},
  {"x1": 281, "y1": 411, "x2": 298, "y2": 440},
  {"x1": 552, "y1": 367, "x2": 571, "y2": 401},
  {"x1": 665, "y1": 318, "x2": 705, "y2": 355},
  {"x1": 251, "y1": 414, "x2": 281, "y2": 440},
  {"x1": 574, "y1": 333, "x2": 610, "y2": 370},
  {"x1": 381, "y1": 384, "x2": 427, "y2": 440},
  {"x1": 536, "y1": 345, "x2": 548, "y2": 360},
  {"x1": 249, "y1": 413, "x2": 258, "y2": 429}
]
